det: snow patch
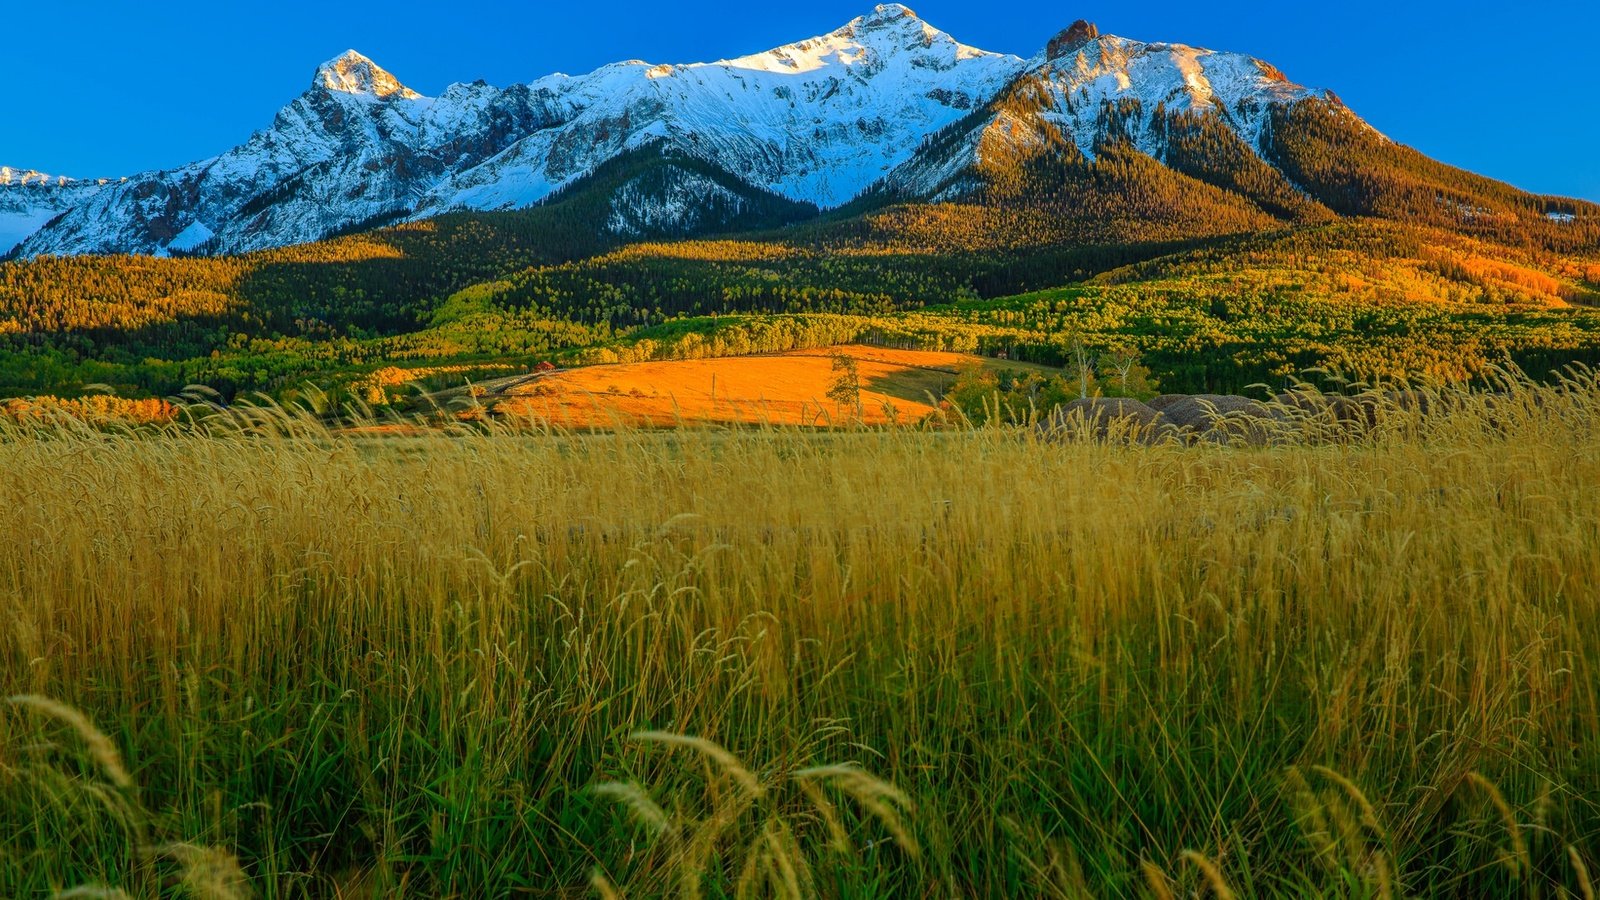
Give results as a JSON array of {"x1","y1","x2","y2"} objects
[
  {"x1": 0, "y1": 167, "x2": 108, "y2": 254},
  {"x1": 167, "y1": 220, "x2": 216, "y2": 252},
  {"x1": 0, "y1": 208, "x2": 65, "y2": 256}
]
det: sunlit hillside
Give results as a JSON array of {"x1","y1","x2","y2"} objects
[
  {"x1": 4, "y1": 211, "x2": 1599, "y2": 407},
  {"x1": 455, "y1": 346, "x2": 1049, "y2": 428}
]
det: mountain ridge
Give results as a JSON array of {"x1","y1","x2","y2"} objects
[{"x1": 7, "y1": 4, "x2": 1447, "y2": 260}]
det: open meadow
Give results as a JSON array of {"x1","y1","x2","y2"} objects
[
  {"x1": 463, "y1": 346, "x2": 1058, "y2": 429},
  {"x1": 3, "y1": 374, "x2": 1600, "y2": 898}
]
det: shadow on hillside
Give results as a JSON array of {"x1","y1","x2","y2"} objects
[
  {"x1": 229, "y1": 214, "x2": 569, "y2": 333},
  {"x1": 861, "y1": 366, "x2": 958, "y2": 408}
]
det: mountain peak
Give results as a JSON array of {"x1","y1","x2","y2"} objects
[
  {"x1": 1046, "y1": 20, "x2": 1101, "y2": 58},
  {"x1": 861, "y1": 3, "x2": 919, "y2": 26},
  {"x1": 314, "y1": 50, "x2": 419, "y2": 99},
  {"x1": 717, "y1": 3, "x2": 1008, "y2": 76}
]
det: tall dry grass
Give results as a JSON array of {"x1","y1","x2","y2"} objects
[{"x1": 1, "y1": 373, "x2": 1598, "y2": 896}]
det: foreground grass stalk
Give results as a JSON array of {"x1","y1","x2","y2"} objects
[{"x1": 1, "y1": 376, "x2": 1599, "y2": 896}]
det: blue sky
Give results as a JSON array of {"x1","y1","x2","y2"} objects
[{"x1": 4, "y1": 1, "x2": 1596, "y2": 201}]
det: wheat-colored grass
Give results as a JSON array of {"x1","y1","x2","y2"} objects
[{"x1": 2, "y1": 372, "x2": 1599, "y2": 896}]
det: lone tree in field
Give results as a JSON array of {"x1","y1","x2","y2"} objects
[
  {"x1": 1098, "y1": 346, "x2": 1158, "y2": 399},
  {"x1": 1068, "y1": 337, "x2": 1097, "y2": 400},
  {"x1": 828, "y1": 351, "x2": 863, "y2": 419}
]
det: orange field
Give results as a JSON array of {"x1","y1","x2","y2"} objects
[{"x1": 479, "y1": 345, "x2": 1020, "y2": 427}]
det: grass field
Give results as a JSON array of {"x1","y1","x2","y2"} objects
[
  {"x1": 470, "y1": 346, "x2": 1053, "y2": 428},
  {"x1": 3, "y1": 375, "x2": 1599, "y2": 897}
]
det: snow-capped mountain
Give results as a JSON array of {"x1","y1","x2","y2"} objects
[
  {"x1": 11, "y1": 5, "x2": 1360, "y2": 259},
  {"x1": 11, "y1": 53, "x2": 578, "y2": 258},
  {"x1": 876, "y1": 19, "x2": 1342, "y2": 200},
  {"x1": 1031, "y1": 21, "x2": 1330, "y2": 155},
  {"x1": 413, "y1": 4, "x2": 1024, "y2": 217},
  {"x1": 0, "y1": 167, "x2": 115, "y2": 255}
]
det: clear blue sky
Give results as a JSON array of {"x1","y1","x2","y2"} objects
[{"x1": 4, "y1": 1, "x2": 1596, "y2": 201}]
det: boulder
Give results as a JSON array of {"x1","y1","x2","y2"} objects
[
  {"x1": 1275, "y1": 390, "x2": 1377, "y2": 435},
  {"x1": 1147, "y1": 394, "x2": 1190, "y2": 412},
  {"x1": 1039, "y1": 397, "x2": 1175, "y2": 444},
  {"x1": 1157, "y1": 394, "x2": 1289, "y2": 445}
]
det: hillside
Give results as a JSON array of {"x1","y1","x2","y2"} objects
[{"x1": 5, "y1": 215, "x2": 1597, "y2": 404}]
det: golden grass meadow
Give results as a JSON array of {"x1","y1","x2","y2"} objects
[{"x1": 3, "y1": 374, "x2": 1599, "y2": 898}]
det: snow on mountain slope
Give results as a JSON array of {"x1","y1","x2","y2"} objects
[
  {"x1": 12, "y1": 6, "x2": 1362, "y2": 258},
  {"x1": 15, "y1": 5, "x2": 1030, "y2": 258},
  {"x1": 417, "y1": 4, "x2": 1024, "y2": 214},
  {"x1": 17, "y1": 52, "x2": 579, "y2": 258},
  {"x1": 879, "y1": 20, "x2": 1347, "y2": 200},
  {"x1": 0, "y1": 167, "x2": 112, "y2": 256},
  {"x1": 1030, "y1": 22, "x2": 1329, "y2": 156}
]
